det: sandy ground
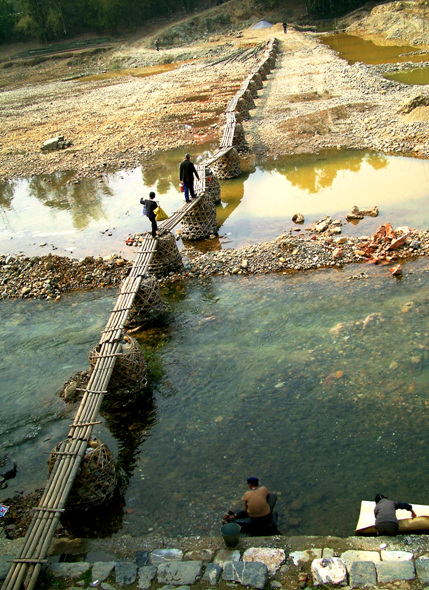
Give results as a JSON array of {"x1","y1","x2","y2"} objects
[{"x1": 1, "y1": 18, "x2": 429, "y2": 185}]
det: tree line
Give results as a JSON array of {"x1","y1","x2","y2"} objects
[
  {"x1": 305, "y1": 0, "x2": 371, "y2": 19},
  {"x1": 0, "y1": 0, "x2": 198, "y2": 43},
  {"x1": 0, "y1": 0, "x2": 375, "y2": 45}
]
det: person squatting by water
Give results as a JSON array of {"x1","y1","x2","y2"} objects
[
  {"x1": 179, "y1": 153, "x2": 200, "y2": 203},
  {"x1": 374, "y1": 494, "x2": 416, "y2": 535},
  {"x1": 224, "y1": 477, "x2": 272, "y2": 528},
  {"x1": 144, "y1": 191, "x2": 158, "y2": 237}
]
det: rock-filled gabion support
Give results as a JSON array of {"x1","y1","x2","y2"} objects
[
  {"x1": 148, "y1": 231, "x2": 184, "y2": 277},
  {"x1": 247, "y1": 79, "x2": 258, "y2": 98},
  {"x1": 240, "y1": 89, "x2": 256, "y2": 110},
  {"x1": 125, "y1": 275, "x2": 167, "y2": 329},
  {"x1": 205, "y1": 167, "x2": 221, "y2": 204},
  {"x1": 236, "y1": 97, "x2": 250, "y2": 120},
  {"x1": 210, "y1": 147, "x2": 242, "y2": 179},
  {"x1": 258, "y1": 66, "x2": 268, "y2": 81},
  {"x1": 232, "y1": 122, "x2": 249, "y2": 153},
  {"x1": 251, "y1": 72, "x2": 263, "y2": 90},
  {"x1": 47, "y1": 438, "x2": 117, "y2": 509},
  {"x1": 89, "y1": 334, "x2": 148, "y2": 392},
  {"x1": 180, "y1": 195, "x2": 218, "y2": 240}
]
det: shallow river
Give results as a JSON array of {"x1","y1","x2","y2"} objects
[
  {"x1": 2, "y1": 259, "x2": 429, "y2": 537},
  {"x1": 1, "y1": 148, "x2": 429, "y2": 258}
]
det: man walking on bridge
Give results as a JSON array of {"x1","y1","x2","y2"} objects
[{"x1": 179, "y1": 153, "x2": 200, "y2": 203}]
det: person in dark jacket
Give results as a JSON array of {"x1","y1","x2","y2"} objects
[
  {"x1": 374, "y1": 494, "x2": 416, "y2": 535},
  {"x1": 179, "y1": 153, "x2": 200, "y2": 203},
  {"x1": 144, "y1": 191, "x2": 158, "y2": 237}
]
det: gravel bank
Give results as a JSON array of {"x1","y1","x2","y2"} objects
[
  {"x1": 2, "y1": 224, "x2": 429, "y2": 299},
  {"x1": 243, "y1": 28, "x2": 429, "y2": 159}
]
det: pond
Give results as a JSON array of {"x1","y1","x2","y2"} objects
[
  {"x1": 2, "y1": 259, "x2": 429, "y2": 537},
  {"x1": 320, "y1": 32, "x2": 429, "y2": 66},
  {"x1": 384, "y1": 67, "x2": 429, "y2": 86},
  {"x1": 1, "y1": 147, "x2": 429, "y2": 258}
]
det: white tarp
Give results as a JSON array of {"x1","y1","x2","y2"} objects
[{"x1": 251, "y1": 20, "x2": 273, "y2": 29}]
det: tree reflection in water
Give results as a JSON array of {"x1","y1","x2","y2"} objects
[{"x1": 28, "y1": 173, "x2": 114, "y2": 231}]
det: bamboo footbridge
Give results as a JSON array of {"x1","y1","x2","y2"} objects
[
  {"x1": 2, "y1": 183, "x2": 206, "y2": 590},
  {"x1": 2, "y1": 37, "x2": 278, "y2": 590}
]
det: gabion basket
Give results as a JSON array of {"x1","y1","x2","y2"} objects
[
  {"x1": 180, "y1": 195, "x2": 218, "y2": 240},
  {"x1": 251, "y1": 72, "x2": 263, "y2": 90},
  {"x1": 125, "y1": 275, "x2": 167, "y2": 329},
  {"x1": 205, "y1": 167, "x2": 221, "y2": 204},
  {"x1": 211, "y1": 147, "x2": 242, "y2": 179},
  {"x1": 148, "y1": 231, "x2": 183, "y2": 277},
  {"x1": 89, "y1": 334, "x2": 148, "y2": 393},
  {"x1": 47, "y1": 438, "x2": 117, "y2": 510}
]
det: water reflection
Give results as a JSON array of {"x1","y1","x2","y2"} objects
[
  {"x1": 27, "y1": 173, "x2": 113, "y2": 231},
  {"x1": 321, "y1": 33, "x2": 429, "y2": 65},
  {"x1": 1, "y1": 147, "x2": 429, "y2": 256},
  {"x1": 264, "y1": 151, "x2": 387, "y2": 194}
]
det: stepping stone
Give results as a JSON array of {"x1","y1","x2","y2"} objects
[
  {"x1": 115, "y1": 561, "x2": 137, "y2": 586},
  {"x1": 222, "y1": 560, "x2": 268, "y2": 589}
]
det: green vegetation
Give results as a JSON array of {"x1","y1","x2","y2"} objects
[
  {"x1": 1, "y1": 0, "x2": 199, "y2": 43},
  {"x1": 305, "y1": 0, "x2": 369, "y2": 19}
]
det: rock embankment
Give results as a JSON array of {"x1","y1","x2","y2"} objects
[{"x1": 3, "y1": 224, "x2": 429, "y2": 299}]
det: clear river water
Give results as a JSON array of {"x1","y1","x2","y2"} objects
[{"x1": 2, "y1": 259, "x2": 429, "y2": 537}]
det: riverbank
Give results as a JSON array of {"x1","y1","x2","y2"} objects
[{"x1": 1, "y1": 530, "x2": 429, "y2": 589}]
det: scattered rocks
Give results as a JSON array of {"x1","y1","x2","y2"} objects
[
  {"x1": 346, "y1": 205, "x2": 379, "y2": 221},
  {"x1": 0, "y1": 254, "x2": 132, "y2": 300}
]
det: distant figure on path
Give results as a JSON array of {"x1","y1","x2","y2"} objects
[
  {"x1": 374, "y1": 494, "x2": 416, "y2": 535},
  {"x1": 282, "y1": 22, "x2": 287, "y2": 34},
  {"x1": 155, "y1": 39, "x2": 160, "y2": 51},
  {"x1": 179, "y1": 153, "x2": 200, "y2": 203},
  {"x1": 144, "y1": 191, "x2": 158, "y2": 237}
]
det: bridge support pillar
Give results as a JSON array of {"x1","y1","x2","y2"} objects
[
  {"x1": 89, "y1": 334, "x2": 148, "y2": 393},
  {"x1": 126, "y1": 275, "x2": 166, "y2": 329},
  {"x1": 48, "y1": 438, "x2": 118, "y2": 509},
  {"x1": 180, "y1": 195, "x2": 218, "y2": 240},
  {"x1": 210, "y1": 147, "x2": 242, "y2": 179},
  {"x1": 148, "y1": 231, "x2": 183, "y2": 277},
  {"x1": 205, "y1": 167, "x2": 221, "y2": 204}
]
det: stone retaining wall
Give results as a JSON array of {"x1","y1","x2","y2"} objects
[{"x1": 3, "y1": 535, "x2": 428, "y2": 590}]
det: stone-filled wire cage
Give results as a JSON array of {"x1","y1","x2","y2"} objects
[
  {"x1": 180, "y1": 195, "x2": 218, "y2": 240},
  {"x1": 47, "y1": 438, "x2": 117, "y2": 509},
  {"x1": 204, "y1": 167, "x2": 221, "y2": 204},
  {"x1": 148, "y1": 231, "x2": 184, "y2": 277},
  {"x1": 211, "y1": 147, "x2": 242, "y2": 180},
  {"x1": 125, "y1": 275, "x2": 167, "y2": 329},
  {"x1": 89, "y1": 334, "x2": 148, "y2": 396}
]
